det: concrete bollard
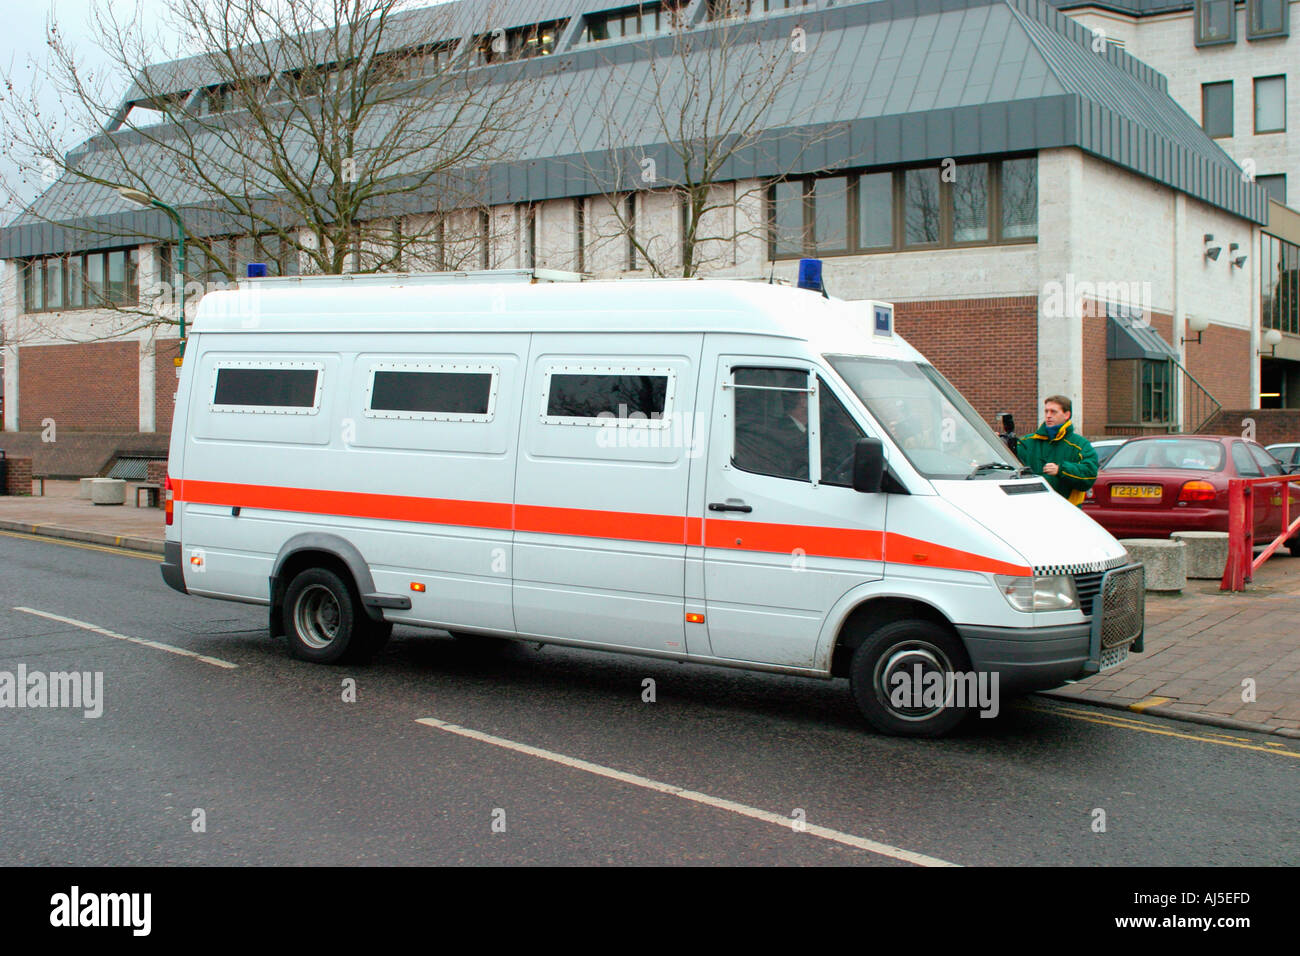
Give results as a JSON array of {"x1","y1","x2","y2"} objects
[
  {"x1": 79, "y1": 478, "x2": 96, "y2": 500},
  {"x1": 1120, "y1": 538, "x2": 1187, "y2": 592},
  {"x1": 1171, "y1": 531, "x2": 1230, "y2": 580},
  {"x1": 90, "y1": 478, "x2": 127, "y2": 506}
]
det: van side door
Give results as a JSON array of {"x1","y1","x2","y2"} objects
[
  {"x1": 699, "y1": 354, "x2": 886, "y2": 668},
  {"x1": 512, "y1": 333, "x2": 703, "y2": 653}
]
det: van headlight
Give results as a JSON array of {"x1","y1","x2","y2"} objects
[{"x1": 993, "y1": 574, "x2": 1078, "y2": 612}]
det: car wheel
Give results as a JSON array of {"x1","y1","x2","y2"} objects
[
  {"x1": 848, "y1": 620, "x2": 974, "y2": 737},
  {"x1": 283, "y1": 567, "x2": 384, "y2": 664}
]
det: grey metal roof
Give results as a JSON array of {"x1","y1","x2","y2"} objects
[
  {"x1": 1108, "y1": 312, "x2": 1179, "y2": 360},
  {"x1": 1, "y1": 0, "x2": 1269, "y2": 258},
  {"x1": 1046, "y1": 1, "x2": 1193, "y2": 14}
]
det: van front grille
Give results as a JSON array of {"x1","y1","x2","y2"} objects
[{"x1": 1074, "y1": 571, "x2": 1105, "y2": 617}]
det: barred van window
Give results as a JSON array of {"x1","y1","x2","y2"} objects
[
  {"x1": 371, "y1": 371, "x2": 492, "y2": 414},
  {"x1": 547, "y1": 374, "x2": 668, "y2": 418},
  {"x1": 214, "y1": 367, "x2": 318, "y2": 407}
]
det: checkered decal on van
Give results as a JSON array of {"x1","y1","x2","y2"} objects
[{"x1": 1032, "y1": 555, "x2": 1131, "y2": 577}]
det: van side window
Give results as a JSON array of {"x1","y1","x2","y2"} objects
[
  {"x1": 366, "y1": 364, "x2": 498, "y2": 422},
  {"x1": 544, "y1": 368, "x2": 672, "y2": 423},
  {"x1": 211, "y1": 363, "x2": 322, "y2": 414},
  {"x1": 819, "y1": 378, "x2": 866, "y2": 487},
  {"x1": 732, "y1": 367, "x2": 810, "y2": 482}
]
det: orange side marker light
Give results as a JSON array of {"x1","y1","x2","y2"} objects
[
  {"x1": 410, "y1": 582, "x2": 426, "y2": 592},
  {"x1": 686, "y1": 613, "x2": 705, "y2": 624}
]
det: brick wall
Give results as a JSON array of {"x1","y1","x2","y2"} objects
[
  {"x1": 146, "y1": 460, "x2": 168, "y2": 486},
  {"x1": 1202, "y1": 409, "x2": 1300, "y2": 445},
  {"x1": 1184, "y1": 324, "x2": 1253, "y2": 422},
  {"x1": 19, "y1": 342, "x2": 139, "y2": 432},
  {"x1": 894, "y1": 296, "x2": 1038, "y2": 433},
  {"x1": 0, "y1": 432, "x2": 170, "y2": 479},
  {"x1": 3, "y1": 456, "x2": 32, "y2": 495},
  {"x1": 154, "y1": 339, "x2": 182, "y2": 435}
]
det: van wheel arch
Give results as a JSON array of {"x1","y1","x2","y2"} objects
[
  {"x1": 269, "y1": 542, "x2": 383, "y2": 639},
  {"x1": 830, "y1": 597, "x2": 955, "y2": 679}
]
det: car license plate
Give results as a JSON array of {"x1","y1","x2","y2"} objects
[{"x1": 1112, "y1": 485, "x2": 1162, "y2": 499}]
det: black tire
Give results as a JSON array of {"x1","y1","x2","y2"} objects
[
  {"x1": 282, "y1": 567, "x2": 386, "y2": 664},
  {"x1": 848, "y1": 619, "x2": 975, "y2": 737},
  {"x1": 1289, "y1": 538, "x2": 1300, "y2": 558}
]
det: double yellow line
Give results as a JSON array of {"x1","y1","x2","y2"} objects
[
  {"x1": 0, "y1": 528, "x2": 162, "y2": 562},
  {"x1": 1022, "y1": 701, "x2": 1299, "y2": 759}
]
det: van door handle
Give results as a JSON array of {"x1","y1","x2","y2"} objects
[{"x1": 708, "y1": 501, "x2": 753, "y2": 513}]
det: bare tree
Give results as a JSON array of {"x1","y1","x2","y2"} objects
[
  {"x1": 568, "y1": 2, "x2": 842, "y2": 278},
  {"x1": 0, "y1": 0, "x2": 534, "y2": 338}
]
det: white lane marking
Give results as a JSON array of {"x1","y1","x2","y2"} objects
[
  {"x1": 14, "y1": 607, "x2": 239, "y2": 669},
  {"x1": 416, "y1": 716, "x2": 957, "y2": 867}
]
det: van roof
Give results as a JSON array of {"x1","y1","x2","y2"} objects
[{"x1": 191, "y1": 277, "x2": 925, "y2": 361}]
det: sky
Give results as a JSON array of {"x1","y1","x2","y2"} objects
[{"x1": 0, "y1": 1, "x2": 186, "y2": 218}]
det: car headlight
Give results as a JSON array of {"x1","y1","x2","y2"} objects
[{"x1": 993, "y1": 574, "x2": 1078, "y2": 612}]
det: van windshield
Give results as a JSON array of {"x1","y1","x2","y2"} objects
[{"x1": 826, "y1": 356, "x2": 1023, "y2": 480}]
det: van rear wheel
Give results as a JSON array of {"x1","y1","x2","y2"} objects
[
  {"x1": 283, "y1": 567, "x2": 388, "y2": 664},
  {"x1": 848, "y1": 620, "x2": 973, "y2": 737}
]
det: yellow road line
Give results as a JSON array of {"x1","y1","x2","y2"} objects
[
  {"x1": 1129, "y1": 696, "x2": 1171, "y2": 712},
  {"x1": 1021, "y1": 702, "x2": 1299, "y2": 759},
  {"x1": 0, "y1": 528, "x2": 162, "y2": 561}
]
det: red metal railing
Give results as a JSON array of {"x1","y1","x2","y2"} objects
[{"x1": 1221, "y1": 474, "x2": 1300, "y2": 591}]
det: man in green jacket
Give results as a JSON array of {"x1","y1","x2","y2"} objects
[{"x1": 1016, "y1": 395, "x2": 1098, "y2": 506}]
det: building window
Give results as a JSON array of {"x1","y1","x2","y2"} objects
[
  {"x1": 857, "y1": 172, "x2": 893, "y2": 250},
  {"x1": 1202, "y1": 81, "x2": 1233, "y2": 138},
  {"x1": 951, "y1": 162, "x2": 989, "y2": 244},
  {"x1": 811, "y1": 176, "x2": 849, "y2": 255},
  {"x1": 999, "y1": 157, "x2": 1038, "y2": 240},
  {"x1": 473, "y1": 20, "x2": 567, "y2": 63},
  {"x1": 1254, "y1": 75, "x2": 1286, "y2": 133},
  {"x1": 769, "y1": 157, "x2": 1036, "y2": 259},
  {"x1": 903, "y1": 167, "x2": 941, "y2": 246},
  {"x1": 1195, "y1": 0, "x2": 1236, "y2": 45},
  {"x1": 1257, "y1": 174, "x2": 1287, "y2": 205},
  {"x1": 21, "y1": 247, "x2": 139, "y2": 313},
  {"x1": 574, "y1": 200, "x2": 586, "y2": 273},
  {"x1": 706, "y1": 0, "x2": 810, "y2": 19},
  {"x1": 1247, "y1": 0, "x2": 1289, "y2": 39},
  {"x1": 1140, "y1": 359, "x2": 1173, "y2": 424},
  {"x1": 1262, "y1": 233, "x2": 1300, "y2": 337},
  {"x1": 582, "y1": 2, "x2": 687, "y2": 41},
  {"x1": 625, "y1": 194, "x2": 637, "y2": 270},
  {"x1": 769, "y1": 180, "x2": 806, "y2": 257}
]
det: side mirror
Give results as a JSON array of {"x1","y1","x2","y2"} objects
[{"x1": 852, "y1": 438, "x2": 886, "y2": 493}]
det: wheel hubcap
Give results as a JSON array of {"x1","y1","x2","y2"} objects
[
  {"x1": 873, "y1": 641, "x2": 956, "y2": 721},
  {"x1": 295, "y1": 584, "x2": 341, "y2": 650}
]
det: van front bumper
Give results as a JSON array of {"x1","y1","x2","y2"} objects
[{"x1": 956, "y1": 623, "x2": 1095, "y2": 695}]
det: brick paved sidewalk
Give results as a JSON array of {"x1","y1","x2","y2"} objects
[
  {"x1": 3, "y1": 480, "x2": 1298, "y2": 735},
  {"x1": 0, "y1": 479, "x2": 165, "y2": 553},
  {"x1": 1044, "y1": 561, "x2": 1300, "y2": 737}
]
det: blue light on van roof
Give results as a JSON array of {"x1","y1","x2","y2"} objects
[
  {"x1": 797, "y1": 258, "x2": 824, "y2": 294},
  {"x1": 246, "y1": 263, "x2": 269, "y2": 278}
]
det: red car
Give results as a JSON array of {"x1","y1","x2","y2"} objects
[{"x1": 1081, "y1": 435, "x2": 1300, "y2": 555}]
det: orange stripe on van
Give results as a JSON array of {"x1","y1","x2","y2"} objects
[
  {"x1": 703, "y1": 517, "x2": 884, "y2": 561},
  {"x1": 515, "y1": 503, "x2": 691, "y2": 545},
  {"x1": 177, "y1": 479, "x2": 513, "y2": 530},
  {"x1": 172, "y1": 479, "x2": 1032, "y2": 576}
]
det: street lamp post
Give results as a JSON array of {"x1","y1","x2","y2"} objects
[{"x1": 117, "y1": 187, "x2": 187, "y2": 361}]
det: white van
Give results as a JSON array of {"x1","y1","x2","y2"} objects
[{"x1": 161, "y1": 270, "x2": 1144, "y2": 736}]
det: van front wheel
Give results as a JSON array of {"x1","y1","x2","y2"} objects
[
  {"x1": 848, "y1": 621, "x2": 973, "y2": 737},
  {"x1": 283, "y1": 567, "x2": 384, "y2": 664}
]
